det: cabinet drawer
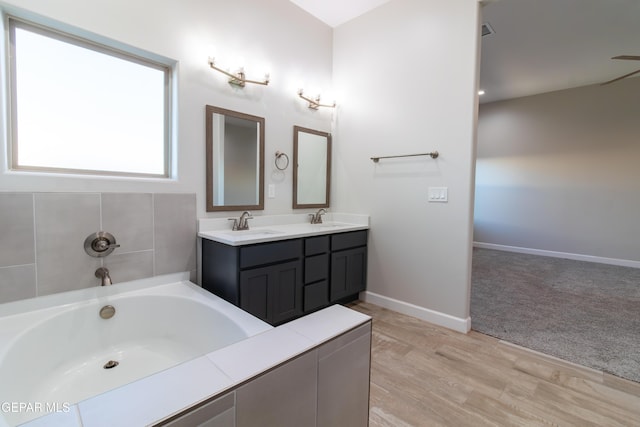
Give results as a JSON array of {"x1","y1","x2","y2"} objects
[
  {"x1": 331, "y1": 230, "x2": 368, "y2": 251},
  {"x1": 305, "y1": 254, "x2": 329, "y2": 284},
  {"x1": 240, "y1": 239, "x2": 302, "y2": 269},
  {"x1": 305, "y1": 236, "x2": 329, "y2": 256},
  {"x1": 304, "y1": 280, "x2": 329, "y2": 312}
]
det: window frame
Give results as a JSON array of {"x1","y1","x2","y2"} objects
[{"x1": 7, "y1": 15, "x2": 174, "y2": 179}]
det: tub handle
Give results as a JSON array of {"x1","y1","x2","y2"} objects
[{"x1": 84, "y1": 232, "x2": 120, "y2": 257}]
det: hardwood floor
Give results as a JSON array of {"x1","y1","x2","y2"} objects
[{"x1": 348, "y1": 301, "x2": 640, "y2": 427}]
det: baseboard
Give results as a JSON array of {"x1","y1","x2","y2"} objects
[
  {"x1": 361, "y1": 291, "x2": 471, "y2": 333},
  {"x1": 473, "y1": 242, "x2": 640, "y2": 269}
]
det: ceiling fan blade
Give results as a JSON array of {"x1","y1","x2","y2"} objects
[
  {"x1": 612, "y1": 55, "x2": 640, "y2": 61},
  {"x1": 601, "y1": 68, "x2": 640, "y2": 85}
]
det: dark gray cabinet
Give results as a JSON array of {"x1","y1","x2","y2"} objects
[
  {"x1": 239, "y1": 259, "x2": 303, "y2": 325},
  {"x1": 330, "y1": 231, "x2": 368, "y2": 301},
  {"x1": 331, "y1": 247, "x2": 367, "y2": 301},
  {"x1": 303, "y1": 235, "x2": 330, "y2": 312},
  {"x1": 202, "y1": 230, "x2": 367, "y2": 325},
  {"x1": 202, "y1": 238, "x2": 303, "y2": 325}
]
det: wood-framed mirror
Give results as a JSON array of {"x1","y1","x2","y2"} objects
[
  {"x1": 206, "y1": 105, "x2": 265, "y2": 212},
  {"x1": 293, "y1": 126, "x2": 331, "y2": 209}
]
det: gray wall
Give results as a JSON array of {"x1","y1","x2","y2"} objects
[
  {"x1": 475, "y1": 77, "x2": 640, "y2": 262},
  {"x1": 0, "y1": 193, "x2": 196, "y2": 304}
]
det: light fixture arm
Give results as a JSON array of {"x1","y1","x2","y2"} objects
[
  {"x1": 208, "y1": 58, "x2": 269, "y2": 87},
  {"x1": 298, "y1": 89, "x2": 335, "y2": 110}
]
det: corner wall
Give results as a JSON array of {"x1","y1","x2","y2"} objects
[
  {"x1": 475, "y1": 77, "x2": 640, "y2": 263},
  {"x1": 332, "y1": 0, "x2": 481, "y2": 331}
]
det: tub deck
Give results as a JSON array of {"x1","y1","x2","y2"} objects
[{"x1": 0, "y1": 273, "x2": 370, "y2": 426}]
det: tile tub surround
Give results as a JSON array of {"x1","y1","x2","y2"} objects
[
  {"x1": 4, "y1": 275, "x2": 371, "y2": 427},
  {"x1": 198, "y1": 212, "x2": 370, "y2": 246},
  {"x1": 0, "y1": 192, "x2": 196, "y2": 304}
]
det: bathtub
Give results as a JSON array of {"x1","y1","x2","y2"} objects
[{"x1": 0, "y1": 273, "x2": 272, "y2": 426}]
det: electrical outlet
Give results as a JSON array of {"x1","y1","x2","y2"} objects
[
  {"x1": 428, "y1": 187, "x2": 448, "y2": 202},
  {"x1": 268, "y1": 184, "x2": 275, "y2": 198}
]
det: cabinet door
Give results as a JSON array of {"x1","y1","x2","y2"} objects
[
  {"x1": 270, "y1": 260, "x2": 303, "y2": 325},
  {"x1": 239, "y1": 260, "x2": 303, "y2": 325},
  {"x1": 330, "y1": 246, "x2": 367, "y2": 301},
  {"x1": 239, "y1": 266, "x2": 270, "y2": 323}
]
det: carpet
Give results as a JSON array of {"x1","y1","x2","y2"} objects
[{"x1": 471, "y1": 247, "x2": 640, "y2": 383}]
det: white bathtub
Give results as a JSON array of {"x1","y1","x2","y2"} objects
[{"x1": 0, "y1": 273, "x2": 271, "y2": 426}]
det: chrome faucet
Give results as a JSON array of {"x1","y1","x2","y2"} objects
[
  {"x1": 309, "y1": 208, "x2": 327, "y2": 224},
  {"x1": 229, "y1": 211, "x2": 253, "y2": 231},
  {"x1": 95, "y1": 267, "x2": 112, "y2": 286}
]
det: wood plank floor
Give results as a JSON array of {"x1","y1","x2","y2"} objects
[{"x1": 348, "y1": 301, "x2": 640, "y2": 427}]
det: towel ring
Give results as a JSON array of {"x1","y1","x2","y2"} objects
[{"x1": 275, "y1": 151, "x2": 289, "y2": 170}]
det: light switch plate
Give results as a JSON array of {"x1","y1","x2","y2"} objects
[
  {"x1": 268, "y1": 184, "x2": 275, "y2": 198},
  {"x1": 428, "y1": 187, "x2": 448, "y2": 202}
]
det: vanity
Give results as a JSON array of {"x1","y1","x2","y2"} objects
[
  {"x1": 199, "y1": 215, "x2": 369, "y2": 326},
  {"x1": 201, "y1": 105, "x2": 366, "y2": 326}
]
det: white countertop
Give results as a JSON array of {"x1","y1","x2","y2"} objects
[{"x1": 198, "y1": 213, "x2": 369, "y2": 246}]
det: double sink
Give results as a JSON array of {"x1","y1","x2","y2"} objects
[{"x1": 198, "y1": 214, "x2": 369, "y2": 246}]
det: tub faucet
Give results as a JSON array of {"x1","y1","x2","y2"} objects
[
  {"x1": 95, "y1": 267, "x2": 112, "y2": 286},
  {"x1": 309, "y1": 208, "x2": 327, "y2": 224}
]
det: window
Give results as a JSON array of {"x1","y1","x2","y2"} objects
[{"x1": 8, "y1": 17, "x2": 172, "y2": 177}]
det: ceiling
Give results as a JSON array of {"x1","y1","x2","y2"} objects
[
  {"x1": 479, "y1": 0, "x2": 640, "y2": 103},
  {"x1": 290, "y1": 0, "x2": 640, "y2": 104},
  {"x1": 289, "y1": 0, "x2": 391, "y2": 27}
]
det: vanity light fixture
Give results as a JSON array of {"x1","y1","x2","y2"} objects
[
  {"x1": 208, "y1": 57, "x2": 269, "y2": 87},
  {"x1": 297, "y1": 89, "x2": 336, "y2": 110}
]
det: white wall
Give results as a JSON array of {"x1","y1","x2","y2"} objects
[
  {"x1": 1, "y1": 0, "x2": 484, "y2": 331},
  {"x1": 475, "y1": 77, "x2": 640, "y2": 263},
  {"x1": 332, "y1": 0, "x2": 481, "y2": 331},
  {"x1": 0, "y1": 0, "x2": 334, "y2": 217}
]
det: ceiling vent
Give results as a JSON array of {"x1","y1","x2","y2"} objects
[{"x1": 481, "y1": 22, "x2": 495, "y2": 37}]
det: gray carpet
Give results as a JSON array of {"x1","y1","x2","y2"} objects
[{"x1": 471, "y1": 247, "x2": 640, "y2": 383}]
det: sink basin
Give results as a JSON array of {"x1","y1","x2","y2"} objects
[
  {"x1": 312, "y1": 222, "x2": 350, "y2": 228},
  {"x1": 220, "y1": 229, "x2": 283, "y2": 237}
]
